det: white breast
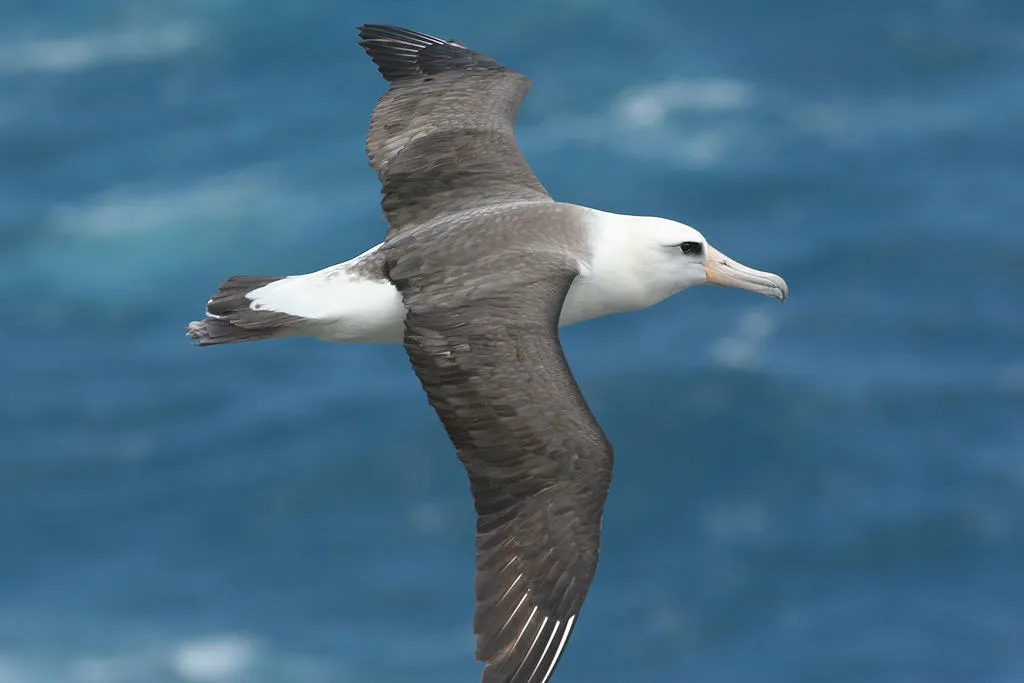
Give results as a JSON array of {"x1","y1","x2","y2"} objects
[{"x1": 559, "y1": 207, "x2": 667, "y2": 326}]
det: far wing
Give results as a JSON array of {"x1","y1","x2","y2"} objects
[{"x1": 357, "y1": 25, "x2": 551, "y2": 233}]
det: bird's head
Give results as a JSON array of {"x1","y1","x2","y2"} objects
[
  {"x1": 579, "y1": 212, "x2": 788, "y2": 318},
  {"x1": 643, "y1": 217, "x2": 789, "y2": 302}
]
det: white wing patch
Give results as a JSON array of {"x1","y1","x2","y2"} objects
[
  {"x1": 507, "y1": 605, "x2": 539, "y2": 655},
  {"x1": 498, "y1": 589, "x2": 531, "y2": 636},
  {"x1": 527, "y1": 619, "x2": 562, "y2": 683},
  {"x1": 539, "y1": 614, "x2": 575, "y2": 683},
  {"x1": 515, "y1": 616, "x2": 549, "y2": 679},
  {"x1": 498, "y1": 573, "x2": 524, "y2": 603}
]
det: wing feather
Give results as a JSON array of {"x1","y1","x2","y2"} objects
[
  {"x1": 388, "y1": 243, "x2": 612, "y2": 683},
  {"x1": 357, "y1": 25, "x2": 551, "y2": 232}
]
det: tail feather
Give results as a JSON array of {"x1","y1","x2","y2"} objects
[
  {"x1": 186, "y1": 319, "x2": 280, "y2": 346},
  {"x1": 206, "y1": 276, "x2": 277, "y2": 318},
  {"x1": 187, "y1": 275, "x2": 305, "y2": 346}
]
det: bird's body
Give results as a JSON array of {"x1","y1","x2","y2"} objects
[
  {"x1": 187, "y1": 24, "x2": 789, "y2": 683},
  {"x1": 194, "y1": 205, "x2": 737, "y2": 346}
]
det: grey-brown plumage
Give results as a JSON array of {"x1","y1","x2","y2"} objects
[
  {"x1": 386, "y1": 207, "x2": 608, "y2": 683},
  {"x1": 358, "y1": 25, "x2": 551, "y2": 232},
  {"x1": 187, "y1": 276, "x2": 303, "y2": 346},
  {"x1": 185, "y1": 20, "x2": 789, "y2": 682},
  {"x1": 360, "y1": 25, "x2": 609, "y2": 683}
]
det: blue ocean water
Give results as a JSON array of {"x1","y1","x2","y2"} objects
[{"x1": 2, "y1": 0, "x2": 1023, "y2": 681}]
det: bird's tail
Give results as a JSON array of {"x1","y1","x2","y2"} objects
[{"x1": 186, "y1": 275, "x2": 304, "y2": 346}]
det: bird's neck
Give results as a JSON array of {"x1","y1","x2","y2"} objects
[{"x1": 559, "y1": 208, "x2": 673, "y2": 326}]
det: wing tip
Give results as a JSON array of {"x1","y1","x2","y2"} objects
[
  {"x1": 479, "y1": 612, "x2": 577, "y2": 683},
  {"x1": 355, "y1": 24, "x2": 504, "y2": 82}
]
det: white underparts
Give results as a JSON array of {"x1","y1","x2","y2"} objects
[
  {"x1": 245, "y1": 244, "x2": 406, "y2": 343},
  {"x1": 241, "y1": 205, "x2": 700, "y2": 345}
]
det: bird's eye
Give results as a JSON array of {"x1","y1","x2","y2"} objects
[{"x1": 679, "y1": 241, "x2": 703, "y2": 256}]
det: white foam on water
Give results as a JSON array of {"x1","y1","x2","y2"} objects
[
  {"x1": 0, "y1": 649, "x2": 143, "y2": 683},
  {"x1": 171, "y1": 634, "x2": 256, "y2": 682},
  {"x1": 995, "y1": 360, "x2": 1024, "y2": 393},
  {"x1": 786, "y1": 71, "x2": 1024, "y2": 149},
  {"x1": 68, "y1": 654, "x2": 145, "y2": 683},
  {"x1": 47, "y1": 168, "x2": 285, "y2": 239},
  {"x1": 613, "y1": 78, "x2": 756, "y2": 128},
  {"x1": 0, "y1": 631, "x2": 341, "y2": 683},
  {"x1": 410, "y1": 501, "x2": 449, "y2": 536},
  {"x1": 703, "y1": 501, "x2": 771, "y2": 543},
  {"x1": 0, "y1": 654, "x2": 30, "y2": 683},
  {"x1": 0, "y1": 22, "x2": 203, "y2": 75},
  {"x1": 709, "y1": 309, "x2": 779, "y2": 370},
  {"x1": 525, "y1": 67, "x2": 1023, "y2": 175},
  {"x1": 522, "y1": 77, "x2": 757, "y2": 169}
]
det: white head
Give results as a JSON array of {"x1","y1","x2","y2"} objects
[{"x1": 570, "y1": 211, "x2": 788, "y2": 323}]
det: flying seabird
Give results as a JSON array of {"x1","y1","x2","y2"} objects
[{"x1": 187, "y1": 24, "x2": 788, "y2": 683}]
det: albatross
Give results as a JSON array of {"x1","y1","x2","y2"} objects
[{"x1": 187, "y1": 24, "x2": 788, "y2": 683}]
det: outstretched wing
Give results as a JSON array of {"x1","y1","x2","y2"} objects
[
  {"x1": 387, "y1": 242, "x2": 613, "y2": 683},
  {"x1": 357, "y1": 25, "x2": 551, "y2": 233}
]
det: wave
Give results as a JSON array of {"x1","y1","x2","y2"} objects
[
  {"x1": 0, "y1": 632, "x2": 336, "y2": 683},
  {"x1": 522, "y1": 77, "x2": 758, "y2": 169},
  {"x1": 520, "y1": 63, "x2": 1022, "y2": 173},
  {"x1": 170, "y1": 634, "x2": 256, "y2": 683},
  {"x1": 0, "y1": 22, "x2": 203, "y2": 76},
  {"x1": 709, "y1": 308, "x2": 780, "y2": 371},
  {"x1": 46, "y1": 168, "x2": 287, "y2": 239},
  {"x1": 613, "y1": 77, "x2": 756, "y2": 127}
]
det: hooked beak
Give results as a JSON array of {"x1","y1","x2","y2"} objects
[{"x1": 704, "y1": 245, "x2": 788, "y2": 301}]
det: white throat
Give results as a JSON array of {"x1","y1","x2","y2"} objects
[{"x1": 559, "y1": 208, "x2": 686, "y2": 326}]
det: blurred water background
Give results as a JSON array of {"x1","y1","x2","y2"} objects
[{"x1": 2, "y1": 1, "x2": 1023, "y2": 681}]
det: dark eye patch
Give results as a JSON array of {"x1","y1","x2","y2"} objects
[{"x1": 679, "y1": 241, "x2": 703, "y2": 256}]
